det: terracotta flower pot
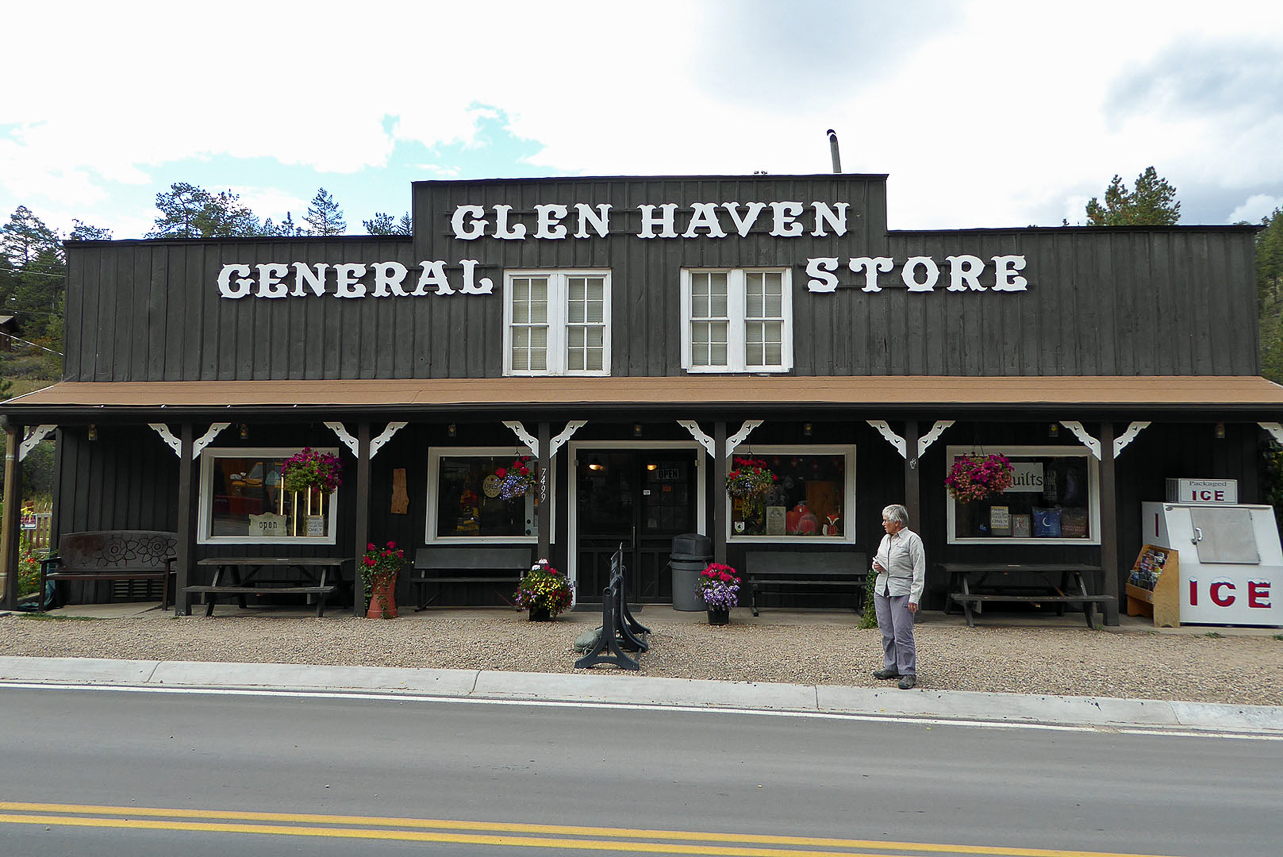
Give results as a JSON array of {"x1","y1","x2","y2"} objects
[{"x1": 366, "y1": 575, "x2": 398, "y2": 619}]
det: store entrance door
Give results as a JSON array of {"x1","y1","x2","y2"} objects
[{"x1": 576, "y1": 449, "x2": 698, "y2": 603}]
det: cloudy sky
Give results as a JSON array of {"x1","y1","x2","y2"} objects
[{"x1": 3, "y1": 0, "x2": 1281, "y2": 239}]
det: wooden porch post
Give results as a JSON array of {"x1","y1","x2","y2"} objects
[
  {"x1": 173, "y1": 423, "x2": 196, "y2": 615},
  {"x1": 1098, "y1": 420, "x2": 1120, "y2": 622},
  {"x1": 714, "y1": 421, "x2": 727, "y2": 565},
  {"x1": 538, "y1": 421, "x2": 551, "y2": 560},
  {"x1": 353, "y1": 422, "x2": 371, "y2": 617},
  {"x1": 1, "y1": 421, "x2": 22, "y2": 611},
  {"x1": 904, "y1": 419, "x2": 921, "y2": 530}
]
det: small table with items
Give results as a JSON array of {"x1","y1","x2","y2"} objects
[
  {"x1": 183, "y1": 557, "x2": 347, "y2": 617},
  {"x1": 938, "y1": 561, "x2": 1116, "y2": 629}
]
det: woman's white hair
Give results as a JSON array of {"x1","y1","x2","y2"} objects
[{"x1": 882, "y1": 504, "x2": 909, "y2": 525}]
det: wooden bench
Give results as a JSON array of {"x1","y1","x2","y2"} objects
[
  {"x1": 411, "y1": 546, "x2": 533, "y2": 610},
  {"x1": 743, "y1": 550, "x2": 868, "y2": 616},
  {"x1": 40, "y1": 530, "x2": 178, "y2": 610},
  {"x1": 184, "y1": 557, "x2": 345, "y2": 617}
]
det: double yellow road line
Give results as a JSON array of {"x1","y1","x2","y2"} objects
[{"x1": 0, "y1": 802, "x2": 1177, "y2": 857}]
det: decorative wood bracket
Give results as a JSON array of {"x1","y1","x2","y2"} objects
[
  {"x1": 19, "y1": 424, "x2": 57, "y2": 462},
  {"x1": 149, "y1": 423, "x2": 181, "y2": 457},
  {"x1": 550, "y1": 420, "x2": 587, "y2": 459},
  {"x1": 193, "y1": 423, "x2": 231, "y2": 458},
  {"x1": 677, "y1": 420, "x2": 716, "y2": 459},
  {"x1": 1059, "y1": 420, "x2": 1101, "y2": 460},
  {"x1": 1113, "y1": 421, "x2": 1150, "y2": 459},
  {"x1": 323, "y1": 422, "x2": 360, "y2": 457},
  {"x1": 370, "y1": 422, "x2": 408, "y2": 459},
  {"x1": 917, "y1": 420, "x2": 955, "y2": 459},
  {"x1": 502, "y1": 420, "x2": 539, "y2": 457},
  {"x1": 1260, "y1": 422, "x2": 1283, "y2": 445},
  {"x1": 867, "y1": 420, "x2": 906, "y2": 459},
  {"x1": 726, "y1": 420, "x2": 763, "y2": 457}
]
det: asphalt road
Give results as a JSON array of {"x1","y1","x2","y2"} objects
[{"x1": 2, "y1": 686, "x2": 1280, "y2": 856}]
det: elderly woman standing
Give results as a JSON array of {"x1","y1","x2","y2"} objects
[{"x1": 871, "y1": 504, "x2": 926, "y2": 689}]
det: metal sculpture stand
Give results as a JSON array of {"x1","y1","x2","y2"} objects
[{"x1": 574, "y1": 544, "x2": 650, "y2": 670}]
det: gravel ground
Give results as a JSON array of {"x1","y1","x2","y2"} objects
[{"x1": 3, "y1": 608, "x2": 1282, "y2": 707}]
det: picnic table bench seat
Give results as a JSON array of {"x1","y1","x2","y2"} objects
[{"x1": 183, "y1": 557, "x2": 344, "y2": 617}]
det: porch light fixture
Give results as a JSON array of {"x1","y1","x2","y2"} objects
[
  {"x1": 447, "y1": 423, "x2": 456, "y2": 438},
  {"x1": 87, "y1": 424, "x2": 97, "y2": 441},
  {"x1": 803, "y1": 422, "x2": 812, "y2": 436},
  {"x1": 1048, "y1": 423, "x2": 1059, "y2": 438},
  {"x1": 239, "y1": 423, "x2": 249, "y2": 440},
  {"x1": 1215, "y1": 421, "x2": 1226, "y2": 439},
  {"x1": 633, "y1": 424, "x2": 643, "y2": 438}
]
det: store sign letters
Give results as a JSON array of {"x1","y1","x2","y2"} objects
[{"x1": 214, "y1": 199, "x2": 1028, "y2": 299}]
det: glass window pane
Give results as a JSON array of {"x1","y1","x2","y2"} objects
[
  {"x1": 949, "y1": 452, "x2": 1092, "y2": 541},
  {"x1": 730, "y1": 454, "x2": 844, "y2": 538},
  {"x1": 208, "y1": 453, "x2": 336, "y2": 540},
  {"x1": 436, "y1": 455, "x2": 537, "y2": 538}
]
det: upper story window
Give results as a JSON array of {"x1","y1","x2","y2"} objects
[
  {"x1": 504, "y1": 270, "x2": 611, "y2": 376},
  {"x1": 681, "y1": 268, "x2": 792, "y2": 373}
]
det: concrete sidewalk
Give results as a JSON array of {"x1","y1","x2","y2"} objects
[{"x1": 2, "y1": 654, "x2": 1281, "y2": 737}]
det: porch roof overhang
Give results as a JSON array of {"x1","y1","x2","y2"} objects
[{"x1": 3, "y1": 375, "x2": 1283, "y2": 425}]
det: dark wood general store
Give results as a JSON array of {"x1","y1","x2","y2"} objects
[{"x1": 3, "y1": 173, "x2": 1282, "y2": 620}]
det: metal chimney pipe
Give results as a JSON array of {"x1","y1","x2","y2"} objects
[{"x1": 826, "y1": 129, "x2": 842, "y2": 173}]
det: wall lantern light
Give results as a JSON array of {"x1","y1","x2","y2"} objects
[
  {"x1": 88, "y1": 424, "x2": 97, "y2": 441},
  {"x1": 1048, "y1": 423, "x2": 1059, "y2": 438},
  {"x1": 239, "y1": 423, "x2": 249, "y2": 440},
  {"x1": 447, "y1": 423, "x2": 456, "y2": 438},
  {"x1": 633, "y1": 424, "x2": 643, "y2": 438},
  {"x1": 1215, "y1": 421, "x2": 1226, "y2": 440},
  {"x1": 803, "y1": 422, "x2": 813, "y2": 437}
]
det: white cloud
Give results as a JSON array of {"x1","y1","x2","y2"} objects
[{"x1": 1229, "y1": 194, "x2": 1283, "y2": 224}]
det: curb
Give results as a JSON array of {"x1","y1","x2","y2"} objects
[{"x1": 1, "y1": 655, "x2": 1280, "y2": 735}]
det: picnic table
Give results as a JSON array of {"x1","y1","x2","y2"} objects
[
  {"x1": 183, "y1": 557, "x2": 347, "y2": 617},
  {"x1": 938, "y1": 561, "x2": 1117, "y2": 629}
]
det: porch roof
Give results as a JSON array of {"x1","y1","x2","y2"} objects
[{"x1": 4, "y1": 375, "x2": 1283, "y2": 423}]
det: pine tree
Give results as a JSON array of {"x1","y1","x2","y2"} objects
[
  {"x1": 1085, "y1": 167, "x2": 1181, "y2": 226},
  {"x1": 303, "y1": 188, "x2": 346, "y2": 236}
]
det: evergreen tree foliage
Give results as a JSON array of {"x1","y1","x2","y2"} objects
[
  {"x1": 69, "y1": 220, "x2": 113, "y2": 241},
  {"x1": 1085, "y1": 166, "x2": 1181, "y2": 226},
  {"x1": 1, "y1": 206, "x2": 62, "y2": 266},
  {"x1": 363, "y1": 211, "x2": 411, "y2": 236},
  {"x1": 303, "y1": 188, "x2": 346, "y2": 236},
  {"x1": 262, "y1": 212, "x2": 303, "y2": 237},
  {"x1": 147, "y1": 183, "x2": 262, "y2": 238},
  {"x1": 1256, "y1": 207, "x2": 1283, "y2": 383}
]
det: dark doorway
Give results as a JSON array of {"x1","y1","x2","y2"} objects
[{"x1": 576, "y1": 449, "x2": 699, "y2": 602}]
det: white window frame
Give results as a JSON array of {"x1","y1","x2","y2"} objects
[
  {"x1": 426, "y1": 446, "x2": 558, "y2": 545},
  {"x1": 681, "y1": 267, "x2": 793, "y2": 373},
  {"x1": 726, "y1": 444, "x2": 856, "y2": 544},
  {"x1": 197, "y1": 446, "x2": 339, "y2": 545},
  {"x1": 503, "y1": 269, "x2": 611, "y2": 376},
  {"x1": 945, "y1": 445, "x2": 1101, "y2": 546}
]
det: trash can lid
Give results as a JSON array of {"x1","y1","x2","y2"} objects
[{"x1": 671, "y1": 533, "x2": 712, "y2": 557}]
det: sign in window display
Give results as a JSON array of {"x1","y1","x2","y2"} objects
[
  {"x1": 730, "y1": 449, "x2": 851, "y2": 541},
  {"x1": 200, "y1": 450, "x2": 338, "y2": 543},
  {"x1": 946, "y1": 446, "x2": 1098, "y2": 544},
  {"x1": 433, "y1": 453, "x2": 538, "y2": 540}
]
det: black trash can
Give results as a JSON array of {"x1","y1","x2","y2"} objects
[{"x1": 670, "y1": 533, "x2": 712, "y2": 612}]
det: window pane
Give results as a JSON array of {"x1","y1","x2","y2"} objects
[
  {"x1": 436, "y1": 455, "x2": 537, "y2": 538},
  {"x1": 949, "y1": 453, "x2": 1092, "y2": 541},
  {"x1": 730, "y1": 454, "x2": 845, "y2": 538},
  {"x1": 208, "y1": 454, "x2": 335, "y2": 540}
]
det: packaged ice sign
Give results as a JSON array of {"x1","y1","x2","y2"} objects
[
  {"x1": 1165, "y1": 478, "x2": 1238, "y2": 504},
  {"x1": 1139, "y1": 502, "x2": 1282, "y2": 627}
]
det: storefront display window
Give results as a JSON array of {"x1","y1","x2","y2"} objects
[
  {"x1": 198, "y1": 448, "x2": 339, "y2": 544},
  {"x1": 429, "y1": 449, "x2": 540, "y2": 542},
  {"x1": 727, "y1": 446, "x2": 854, "y2": 542},
  {"x1": 945, "y1": 445, "x2": 1099, "y2": 544}
]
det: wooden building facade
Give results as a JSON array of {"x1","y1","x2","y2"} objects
[{"x1": 2, "y1": 174, "x2": 1281, "y2": 618}]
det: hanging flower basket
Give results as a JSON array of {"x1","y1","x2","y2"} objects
[
  {"x1": 494, "y1": 456, "x2": 536, "y2": 500},
  {"x1": 280, "y1": 447, "x2": 343, "y2": 495},
  {"x1": 725, "y1": 457, "x2": 777, "y2": 499},
  {"x1": 945, "y1": 453, "x2": 1014, "y2": 503}
]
